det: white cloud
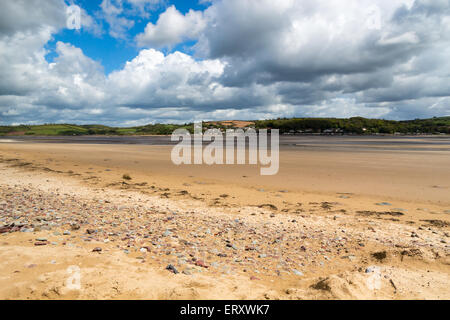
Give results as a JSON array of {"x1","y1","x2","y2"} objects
[
  {"x1": 126, "y1": 0, "x2": 164, "y2": 17},
  {"x1": 107, "y1": 48, "x2": 227, "y2": 108},
  {"x1": 99, "y1": 0, "x2": 165, "y2": 39},
  {"x1": 378, "y1": 32, "x2": 420, "y2": 45},
  {"x1": 79, "y1": 7, "x2": 103, "y2": 36},
  {"x1": 136, "y1": 5, "x2": 206, "y2": 49},
  {"x1": 100, "y1": 0, "x2": 135, "y2": 39}
]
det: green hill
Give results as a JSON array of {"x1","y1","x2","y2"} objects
[{"x1": 0, "y1": 117, "x2": 449, "y2": 136}]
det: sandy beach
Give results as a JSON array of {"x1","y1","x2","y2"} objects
[{"x1": 0, "y1": 139, "x2": 449, "y2": 300}]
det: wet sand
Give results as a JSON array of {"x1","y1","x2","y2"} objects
[
  {"x1": 1, "y1": 140, "x2": 449, "y2": 206},
  {"x1": 0, "y1": 139, "x2": 449, "y2": 300}
]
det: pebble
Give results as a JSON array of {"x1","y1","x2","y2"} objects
[
  {"x1": 292, "y1": 269, "x2": 304, "y2": 276},
  {"x1": 376, "y1": 202, "x2": 392, "y2": 206},
  {"x1": 194, "y1": 260, "x2": 208, "y2": 268},
  {"x1": 163, "y1": 230, "x2": 172, "y2": 237},
  {"x1": 365, "y1": 266, "x2": 379, "y2": 274},
  {"x1": 166, "y1": 264, "x2": 179, "y2": 274},
  {"x1": 0, "y1": 179, "x2": 446, "y2": 283}
]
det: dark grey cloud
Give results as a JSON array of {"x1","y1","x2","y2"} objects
[{"x1": 0, "y1": 0, "x2": 66, "y2": 36}]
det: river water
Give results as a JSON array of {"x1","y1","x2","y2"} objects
[{"x1": 1, "y1": 135, "x2": 449, "y2": 152}]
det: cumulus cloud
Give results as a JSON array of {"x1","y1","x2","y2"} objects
[
  {"x1": 188, "y1": 0, "x2": 449, "y2": 119},
  {"x1": 0, "y1": 0, "x2": 66, "y2": 36},
  {"x1": 99, "y1": 0, "x2": 165, "y2": 39},
  {"x1": 107, "y1": 49, "x2": 241, "y2": 109},
  {"x1": 126, "y1": 0, "x2": 164, "y2": 17},
  {"x1": 1, "y1": 0, "x2": 450, "y2": 125},
  {"x1": 136, "y1": 5, "x2": 206, "y2": 49},
  {"x1": 197, "y1": 0, "x2": 424, "y2": 83},
  {"x1": 99, "y1": 0, "x2": 135, "y2": 39}
]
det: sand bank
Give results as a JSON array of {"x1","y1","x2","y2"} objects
[{"x1": 0, "y1": 142, "x2": 449, "y2": 299}]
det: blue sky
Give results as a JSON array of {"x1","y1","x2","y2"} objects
[{"x1": 0, "y1": 0, "x2": 450, "y2": 125}]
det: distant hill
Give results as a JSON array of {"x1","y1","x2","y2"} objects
[
  {"x1": 0, "y1": 123, "x2": 192, "y2": 136},
  {"x1": 0, "y1": 117, "x2": 449, "y2": 136},
  {"x1": 254, "y1": 116, "x2": 450, "y2": 135}
]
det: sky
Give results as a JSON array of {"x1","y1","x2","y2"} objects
[{"x1": 0, "y1": 0, "x2": 449, "y2": 126}]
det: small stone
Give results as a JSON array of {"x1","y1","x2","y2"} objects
[
  {"x1": 163, "y1": 230, "x2": 172, "y2": 237},
  {"x1": 194, "y1": 260, "x2": 208, "y2": 268},
  {"x1": 345, "y1": 255, "x2": 356, "y2": 261},
  {"x1": 92, "y1": 247, "x2": 102, "y2": 252},
  {"x1": 166, "y1": 264, "x2": 179, "y2": 274},
  {"x1": 292, "y1": 269, "x2": 304, "y2": 276},
  {"x1": 226, "y1": 243, "x2": 238, "y2": 250},
  {"x1": 365, "y1": 266, "x2": 379, "y2": 274},
  {"x1": 285, "y1": 288, "x2": 295, "y2": 295}
]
